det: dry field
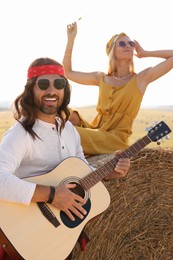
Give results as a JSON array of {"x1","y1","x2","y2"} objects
[
  {"x1": 0, "y1": 107, "x2": 173, "y2": 148},
  {"x1": 0, "y1": 110, "x2": 14, "y2": 141}
]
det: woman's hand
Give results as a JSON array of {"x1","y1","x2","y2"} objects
[
  {"x1": 67, "y1": 22, "x2": 77, "y2": 40},
  {"x1": 104, "y1": 151, "x2": 130, "y2": 181},
  {"x1": 134, "y1": 40, "x2": 147, "y2": 58}
]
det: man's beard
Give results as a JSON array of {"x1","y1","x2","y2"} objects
[
  {"x1": 38, "y1": 105, "x2": 58, "y2": 115},
  {"x1": 34, "y1": 96, "x2": 62, "y2": 115}
]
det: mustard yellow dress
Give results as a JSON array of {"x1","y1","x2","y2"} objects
[{"x1": 72, "y1": 75, "x2": 143, "y2": 155}]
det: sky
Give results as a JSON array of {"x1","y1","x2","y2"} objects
[{"x1": 0, "y1": 0, "x2": 173, "y2": 108}]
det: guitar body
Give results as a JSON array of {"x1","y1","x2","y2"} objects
[{"x1": 0, "y1": 157, "x2": 110, "y2": 260}]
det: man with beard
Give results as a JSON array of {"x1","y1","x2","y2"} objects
[{"x1": 0, "y1": 57, "x2": 130, "y2": 259}]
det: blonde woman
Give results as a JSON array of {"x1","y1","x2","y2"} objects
[{"x1": 63, "y1": 22, "x2": 173, "y2": 155}]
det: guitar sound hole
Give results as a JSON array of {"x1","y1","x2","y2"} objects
[
  {"x1": 60, "y1": 181, "x2": 91, "y2": 228},
  {"x1": 69, "y1": 182, "x2": 85, "y2": 198},
  {"x1": 60, "y1": 199, "x2": 91, "y2": 228}
]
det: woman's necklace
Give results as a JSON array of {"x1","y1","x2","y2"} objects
[{"x1": 112, "y1": 73, "x2": 132, "y2": 80}]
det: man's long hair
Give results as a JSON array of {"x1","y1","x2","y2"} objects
[{"x1": 14, "y1": 57, "x2": 71, "y2": 139}]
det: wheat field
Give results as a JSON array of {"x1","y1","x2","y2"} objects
[{"x1": 0, "y1": 107, "x2": 173, "y2": 148}]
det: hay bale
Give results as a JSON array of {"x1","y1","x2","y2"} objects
[{"x1": 72, "y1": 148, "x2": 173, "y2": 260}]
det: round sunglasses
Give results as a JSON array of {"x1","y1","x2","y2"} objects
[
  {"x1": 36, "y1": 78, "x2": 67, "y2": 90},
  {"x1": 117, "y1": 41, "x2": 135, "y2": 48}
]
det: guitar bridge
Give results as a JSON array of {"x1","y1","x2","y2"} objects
[{"x1": 37, "y1": 202, "x2": 60, "y2": 228}]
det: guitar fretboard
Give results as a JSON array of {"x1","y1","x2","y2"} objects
[{"x1": 79, "y1": 135, "x2": 151, "y2": 190}]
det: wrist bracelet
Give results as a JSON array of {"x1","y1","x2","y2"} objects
[{"x1": 47, "y1": 186, "x2": 55, "y2": 204}]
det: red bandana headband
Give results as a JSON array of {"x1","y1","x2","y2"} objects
[{"x1": 27, "y1": 65, "x2": 65, "y2": 79}]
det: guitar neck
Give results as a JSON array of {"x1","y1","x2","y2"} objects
[{"x1": 80, "y1": 135, "x2": 151, "y2": 190}]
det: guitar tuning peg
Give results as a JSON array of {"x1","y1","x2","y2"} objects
[
  {"x1": 160, "y1": 135, "x2": 170, "y2": 142},
  {"x1": 150, "y1": 121, "x2": 158, "y2": 128},
  {"x1": 161, "y1": 137, "x2": 166, "y2": 142},
  {"x1": 145, "y1": 126, "x2": 153, "y2": 131},
  {"x1": 146, "y1": 121, "x2": 159, "y2": 132},
  {"x1": 153, "y1": 121, "x2": 158, "y2": 127}
]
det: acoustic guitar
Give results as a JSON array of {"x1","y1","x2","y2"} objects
[{"x1": 0, "y1": 121, "x2": 171, "y2": 260}]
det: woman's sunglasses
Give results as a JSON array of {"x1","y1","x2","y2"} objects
[
  {"x1": 117, "y1": 41, "x2": 135, "y2": 48},
  {"x1": 36, "y1": 78, "x2": 67, "y2": 90}
]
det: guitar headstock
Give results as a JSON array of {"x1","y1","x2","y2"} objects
[{"x1": 147, "y1": 121, "x2": 172, "y2": 143}]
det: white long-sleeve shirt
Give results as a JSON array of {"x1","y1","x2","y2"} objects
[{"x1": 0, "y1": 119, "x2": 87, "y2": 205}]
